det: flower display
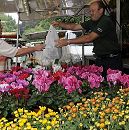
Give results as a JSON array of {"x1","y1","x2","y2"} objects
[
  {"x1": 58, "y1": 87, "x2": 129, "y2": 130},
  {"x1": 0, "y1": 64, "x2": 129, "y2": 129},
  {"x1": 0, "y1": 106, "x2": 59, "y2": 130}
]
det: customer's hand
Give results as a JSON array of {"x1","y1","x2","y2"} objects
[
  {"x1": 35, "y1": 44, "x2": 46, "y2": 51},
  {"x1": 55, "y1": 39, "x2": 69, "y2": 48}
]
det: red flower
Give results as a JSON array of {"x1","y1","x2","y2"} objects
[
  {"x1": 53, "y1": 70, "x2": 65, "y2": 80},
  {"x1": 11, "y1": 66, "x2": 23, "y2": 72},
  {"x1": 9, "y1": 87, "x2": 30, "y2": 99},
  {"x1": 18, "y1": 73, "x2": 29, "y2": 80}
]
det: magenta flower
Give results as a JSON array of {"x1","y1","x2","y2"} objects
[
  {"x1": 0, "y1": 84, "x2": 11, "y2": 92},
  {"x1": 59, "y1": 75, "x2": 82, "y2": 94},
  {"x1": 119, "y1": 74, "x2": 129, "y2": 87},
  {"x1": 10, "y1": 82, "x2": 24, "y2": 89},
  {"x1": 32, "y1": 69, "x2": 54, "y2": 92},
  {"x1": 80, "y1": 72, "x2": 90, "y2": 80},
  {"x1": 4, "y1": 74, "x2": 16, "y2": 83},
  {"x1": 16, "y1": 79, "x2": 29, "y2": 87},
  {"x1": 0, "y1": 73, "x2": 6, "y2": 80},
  {"x1": 87, "y1": 64, "x2": 103, "y2": 75},
  {"x1": 107, "y1": 68, "x2": 122, "y2": 86},
  {"x1": 67, "y1": 66, "x2": 79, "y2": 75},
  {"x1": 88, "y1": 73, "x2": 104, "y2": 89}
]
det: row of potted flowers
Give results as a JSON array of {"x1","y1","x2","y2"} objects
[
  {"x1": 0, "y1": 87, "x2": 129, "y2": 130},
  {"x1": 0, "y1": 64, "x2": 129, "y2": 129}
]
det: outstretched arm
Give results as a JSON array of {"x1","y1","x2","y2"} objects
[
  {"x1": 55, "y1": 32, "x2": 99, "y2": 47},
  {"x1": 52, "y1": 21, "x2": 83, "y2": 31},
  {"x1": 15, "y1": 44, "x2": 45, "y2": 57}
]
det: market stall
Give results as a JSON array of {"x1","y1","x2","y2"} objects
[{"x1": 0, "y1": 1, "x2": 129, "y2": 130}]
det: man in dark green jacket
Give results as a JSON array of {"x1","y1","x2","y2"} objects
[{"x1": 52, "y1": 0, "x2": 123, "y2": 78}]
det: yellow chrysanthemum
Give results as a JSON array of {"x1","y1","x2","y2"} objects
[{"x1": 46, "y1": 125, "x2": 52, "y2": 130}]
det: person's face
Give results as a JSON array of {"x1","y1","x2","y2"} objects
[
  {"x1": 89, "y1": 2, "x2": 103, "y2": 21},
  {"x1": 0, "y1": 21, "x2": 3, "y2": 36}
]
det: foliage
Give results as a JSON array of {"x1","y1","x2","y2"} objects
[
  {"x1": 23, "y1": 18, "x2": 53, "y2": 35},
  {"x1": 22, "y1": 15, "x2": 89, "y2": 36},
  {"x1": 1, "y1": 88, "x2": 129, "y2": 129},
  {"x1": 0, "y1": 13, "x2": 17, "y2": 32},
  {"x1": 0, "y1": 65, "x2": 129, "y2": 130},
  {"x1": 27, "y1": 83, "x2": 81, "y2": 112},
  {"x1": 0, "y1": 93, "x2": 16, "y2": 117}
]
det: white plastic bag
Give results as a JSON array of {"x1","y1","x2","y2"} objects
[
  {"x1": 35, "y1": 25, "x2": 61, "y2": 66},
  {"x1": 35, "y1": 25, "x2": 81, "y2": 66}
]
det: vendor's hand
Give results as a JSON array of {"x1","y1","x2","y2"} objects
[
  {"x1": 55, "y1": 39, "x2": 69, "y2": 48},
  {"x1": 51, "y1": 21, "x2": 60, "y2": 27},
  {"x1": 35, "y1": 44, "x2": 46, "y2": 51}
]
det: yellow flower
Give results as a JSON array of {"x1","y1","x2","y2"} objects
[
  {"x1": 49, "y1": 112, "x2": 57, "y2": 116},
  {"x1": 14, "y1": 111, "x2": 18, "y2": 115},
  {"x1": 45, "y1": 114, "x2": 50, "y2": 118},
  {"x1": 99, "y1": 112, "x2": 105, "y2": 117},
  {"x1": 95, "y1": 122, "x2": 100, "y2": 127},
  {"x1": 26, "y1": 125, "x2": 32, "y2": 129},
  {"x1": 42, "y1": 119, "x2": 47, "y2": 124},
  {"x1": 24, "y1": 110, "x2": 29, "y2": 113},
  {"x1": 79, "y1": 123, "x2": 83, "y2": 127},
  {"x1": 51, "y1": 120, "x2": 57, "y2": 126},
  {"x1": 46, "y1": 126, "x2": 52, "y2": 130},
  {"x1": 2, "y1": 127, "x2": 6, "y2": 130},
  {"x1": 82, "y1": 98, "x2": 86, "y2": 102},
  {"x1": 19, "y1": 122, "x2": 24, "y2": 127},
  {"x1": 93, "y1": 107, "x2": 98, "y2": 112},
  {"x1": 5, "y1": 122, "x2": 10, "y2": 127},
  {"x1": 37, "y1": 111, "x2": 42, "y2": 116},
  {"x1": 106, "y1": 98, "x2": 110, "y2": 101},
  {"x1": 125, "y1": 110, "x2": 129, "y2": 114},
  {"x1": 31, "y1": 128, "x2": 38, "y2": 130},
  {"x1": 83, "y1": 114, "x2": 87, "y2": 117},
  {"x1": 11, "y1": 123, "x2": 16, "y2": 128},
  {"x1": 119, "y1": 112, "x2": 124, "y2": 117},
  {"x1": 6, "y1": 126, "x2": 12, "y2": 130},
  {"x1": 56, "y1": 115, "x2": 59, "y2": 119},
  {"x1": 105, "y1": 120, "x2": 110, "y2": 125},
  {"x1": 15, "y1": 114, "x2": 19, "y2": 118},
  {"x1": 89, "y1": 126, "x2": 94, "y2": 130},
  {"x1": 120, "y1": 121, "x2": 125, "y2": 125},
  {"x1": 125, "y1": 115, "x2": 129, "y2": 119},
  {"x1": 102, "y1": 105, "x2": 106, "y2": 109},
  {"x1": 68, "y1": 117, "x2": 72, "y2": 121},
  {"x1": 112, "y1": 115, "x2": 117, "y2": 120},
  {"x1": 39, "y1": 106, "x2": 46, "y2": 111},
  {"x1": 119, "y1": 121, "x2": 125, "y2": 125},
  {"x1": 92, "y1": 118, "x2": 95, "y2": 121},
  {"x1": 99, "y1": 123, "x2": 105, "y2": 128},
  {"x1": 18, "y1": 108, "x2": 24, "y2": 113},
  {"x1": 21, "y1": 115, "x2": 27, "y2": 118},
  {"x1": 48, "y1": 108, "x2": 53, "y2": 113}
]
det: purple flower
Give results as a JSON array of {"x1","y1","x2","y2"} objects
[
  {"x1": 88, "y1": 73, "x2": 104, "y2": 89},
  {"x1": 119, "y1": 74, "x2": 129, "y2": 87},
  {"x1": 107, "y1": 68, "x2": 122, "y2": 86},
  {"x1": 32, "y1": 69, "x2": 54, "y2": 92},
  {"x1": 59, "y1": 75, "x2": 82, "y2": 94},
  {"x1": 0, "y1": 84, "x2": 11, "y2": 92}
]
